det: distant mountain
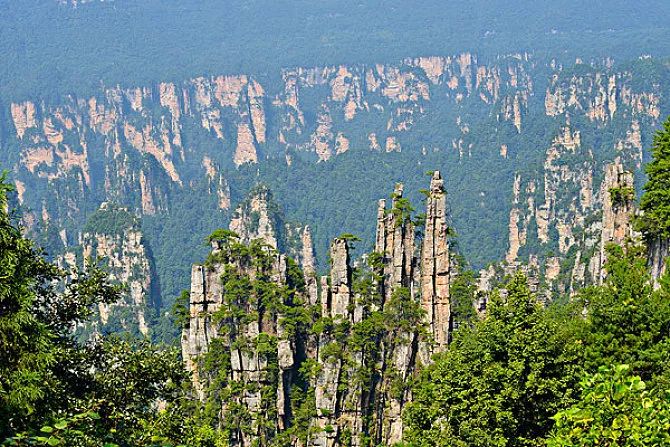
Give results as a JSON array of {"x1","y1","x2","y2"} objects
[
  {"x1": 1, "y1": 0, "x2": 670, "y2": 99},
  {"x1": 2, "y1": 51, "x2": 667, "y2": 330}
]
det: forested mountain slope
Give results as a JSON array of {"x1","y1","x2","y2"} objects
[
  {"x1": 2, "y1": 1, "x2": 670, "y2": 337},
  {"x1": 2, "y1": 0, "x2": 670, "y2": 100},
  {"x1": 2, "y1": 52, "x2": 667, "y2": 319}
]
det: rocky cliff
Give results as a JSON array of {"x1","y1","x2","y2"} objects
[
  {"x1": 181, "y1": 171, "x2": 451, "y2": 446},
  {"x1": 4, "y1": 52, "x2": 666, "y2": 334},
  {"x1": 61, "y1": 203, "x2": 155, "y2": 338},
  {"x1": 229, "y1": 184, "x2": 316, "y2": 268},
  {"x1": 477, "y1": 155, "x2": 639, "y2": 305},
  {"x1": 597, "y1": 159, "x2": 637, "y2": 282},
  {"x1": 8, "y1": 54, "x2": 659, "y2": 233},
  {"x1": 648, "y1": 238, "x2": 670, "y2": 287}
]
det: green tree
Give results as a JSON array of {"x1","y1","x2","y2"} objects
[
  {"x1": 578, "y1": 244, "x2": 670, "y2": 383},
  {"x1": 403, "y1": 274, "x2": 583, "y2": 447},
  {"x1": 172, "y1": 289, "x2": 191, "y2": 330},
  {"x1": 0, "y1": 175, "x2": 97, "y2": 435},
  {"x1": 547, "y1": 365, "x2": 670, "y2": 447},
  {"x1": 635, "y1": 115, "x2": 670, "y2": 241},
  {"x1": 206, "y1": 228, "x2": 240, "y2": 246},
  {"x1": 0, "y1": 176, "x2": 189, "y2": 445},
  {"x1": 449, "y1": 254, "x2": 478, "y2": 331}
]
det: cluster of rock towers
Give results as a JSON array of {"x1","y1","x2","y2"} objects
[
  {"x1": 180, "y1": 160, "x2": 668, "y2": 446},
  {"x1": 181, "y1": 171, "x2": 451, "y2": 446}
]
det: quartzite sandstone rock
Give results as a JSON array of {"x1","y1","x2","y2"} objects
[{"x1": 182, "y1": 173, "x2": 454, "y2": 446}]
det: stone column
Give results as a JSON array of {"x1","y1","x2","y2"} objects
[
  {"x1": 599, "y1": 159, "x2": 635, "y2": 283},
  {"x1": 420, "y1": 171, "x2": 451, "y2": 353}
]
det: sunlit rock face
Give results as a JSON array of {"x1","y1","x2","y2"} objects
[{"x1": 182, "y1": 172, "x2": 453, "y2": 446}]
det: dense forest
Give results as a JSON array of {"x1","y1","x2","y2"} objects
[
  {"x1": 2, "y1": 0, "x2": 670, "y2": 100},
  {"x1": 2, "y1": 118, "x2": 670, "y2": 446}
]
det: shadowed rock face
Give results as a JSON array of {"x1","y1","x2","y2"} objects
[
  {"x1": 229, "y1": 185, "x2": 317, "y2": 268},
  {"x1": 649, "y1": 238, "x2": 670, "y2": 288},
  {"x1": 181, "y1": 172, "x2": 452, "y2": 446}
]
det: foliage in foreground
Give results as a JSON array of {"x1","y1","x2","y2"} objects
[
  {"x1": 636, "y1": 115, "x2": 670, "y2": 241},
  {"x1": 547, "y1": 364, "x2": 670, "y2": 447},
  {"x1": 0, "y1": 176, "x2": 188, "y2": 446},
  {"x1": 404, "y1": 243, "x2": 670, "y2": 447},
  {"x1": 404, "y1": 274, "x2": 584, "y2": 447}
]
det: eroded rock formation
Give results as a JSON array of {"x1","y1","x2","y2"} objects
[
  {"x1": 229, "y1": 186, "x2": 281, "y2": 249},
  {"x1": 598, "y1": 159, "x2": 636, "y2": 283},
  {"x1": 182, "y1": 172, "x2": 452, "y2": 446},
  {"x1": 180, "y1": 238, "x2": 299, "y2": 442},
  {"x1": 420, "y1": 172, "x2": 451, "y2": 352},
  {"x1": 649, "y1": 238, "x2": 670, "y2": 287},
  {"x1": 62, "y1": 203, "x2": 154, "y2": 338}
]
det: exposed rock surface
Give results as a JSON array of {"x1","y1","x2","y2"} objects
[
  {"x1": 180, "y1": 240, "x2": 297, "y2": 440},
  {"x1": 649, "y1": 238, "x2": 670, "y2": 287},
  {"x1": 420, "y1": 172, "x2": 451, "y2": 351},
  {"x1": 182, "y1": 173, "x2": 453, "y2": 446},
  {"x1": 202, "y1": 156, "x2": 231, "y2": 210},
  {"x1": 8, "y1": 55, "x2": 662, "y2": 290},
  {"x1": 598, "y1": 159, "x2": 636, "y2": 283},
  {"x1": 229, "y1": 186, "x2": 281, "y2": 249},
  {"x1": 500, "y1": 122, "x2": 640, "y2": 293},
  {"x1": 228, "y1": 186, "x2": 318, "y2": 290},
  {"x1": 234, "y1": 122, "x2": 259, "y2": 166},
  {"x1": 62, "y1": 203, "x2": 154, "y2": 338}
]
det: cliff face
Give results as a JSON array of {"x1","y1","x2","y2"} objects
[
  {"x1": 229, "y1": 186, "x2": 282, "y2": 250},
  {"x1": 181, "y1": 172, "x2": 451, "y2": 446},
  {"x1": 8, "y1": 54, "x2": 658, "y2": 235},
  {"x1": 648, "y1": 238, "x2": 670, "y2": 287},
  {"x1": 499, "y1": 94, "x2": 651, "y2": 292},
  {"x1": 5, "y1": 53, "x2": 665, "y2": 338},
  {"x1": 483, "y1": 154, "x2": 638, "y2": 299},
  {"x1": 62, "y1": 203, "x2": 154, "y2": 338},
  {"x1": 598, "y1": 159, "x2": 636, "y2": 283},
  {"x1": 420, "y1": 172, "x2": 451, "y2": 351},
  {"x1": 228, "y1": 185, "x2": 317, "y2": 271}
]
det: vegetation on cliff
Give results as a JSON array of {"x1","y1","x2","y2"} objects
[
  {"x1": 3, "y1": 108, "x2": 670, "y2": 445},
  {"x1": 405, "y1": 273, "x2": 583, "y2": 447},
  {"x1": 83, "y1": 204, "x2": 137, "y2": 237},
  {"x1": 4, "y1": 50, "x2": 667, "y2": 319}
]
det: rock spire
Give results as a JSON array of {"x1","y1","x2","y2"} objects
[
  {"x1": 181, "y1": 173, "x2": 453, "y2": 446},
  {"x1": 598, "y1": 158, "x2": 636, "y2": 283},
  {"x1": 420, "y1": 171, "x2": 451, "y2": 350}
]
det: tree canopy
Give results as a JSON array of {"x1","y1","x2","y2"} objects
[
  {"x1": 548, "y1": 365, "x2": 670, "y2": 447},
  {"x1": 636, "y1": 116, "x2": 670, "y2": 241},
  {"x1": 0, "y1": 176, "x2": 187, "y2": 446}
]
